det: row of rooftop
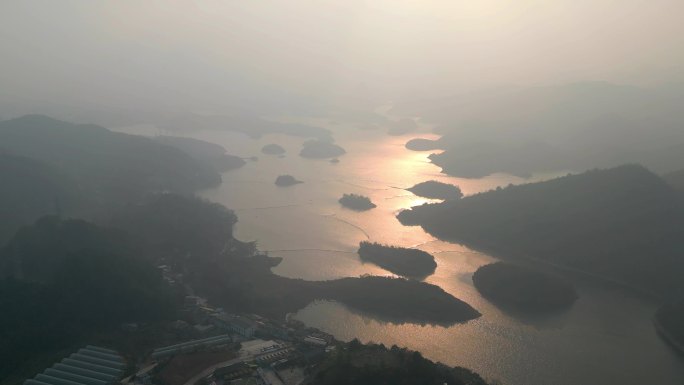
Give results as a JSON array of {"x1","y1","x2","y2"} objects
[
  {"x1": 24, "y1": 346, "x2": 124, "y2": 385},
  {"x1": 24, "y1": 290, "x2": 333, "y2": 385},
  {"x1": 183, "y1": 295, "x2": 333, "y2": 344}
]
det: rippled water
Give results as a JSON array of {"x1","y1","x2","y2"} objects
[{"x1": 119, "y1": 122, "x2": 684, "y2": 385}]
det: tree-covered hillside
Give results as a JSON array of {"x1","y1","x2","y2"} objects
[
  {"x1": 108, "y1": 194, "x2": 245, "y2": 264},
  {"x1": 0, "y1": 216, "x2": 133, "y2": 282},
  {"x1": 655, "y1": 300, "x2": 684, "y2": 353},
  {"x1": 154, "y1": 135, "x2": 245, "y2": 172},
  {"x1": 0, "y1": 115, "x2": 220, "y2": 204},
  {"x1": 305, "y1": 340, "x2": 489, "y2": 385},
  {"x1": 0, "y1": 115, "x2": 223, "y2": 243},
  {"x1": 399, "y1": 165, "x2": 684, "y2": 298},
  {"x1": 664, "y1": 168, "x2": 684, "y2": 192},
  {"x1": 396, "y1": 82, "x2": 684, "y2": 178},
  {"x1": 0, "y1": 154, "x2": 82, "y2": 243},
  {"x1": 0, "y1": 217, "x2": 175, "y2": 383}
]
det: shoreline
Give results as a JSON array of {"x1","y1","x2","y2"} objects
[{"x1": 410, "y1": 226, "x2": 662, "y2": 302}]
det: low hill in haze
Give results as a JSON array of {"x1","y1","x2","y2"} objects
[
  {"x1": 159, "y1": 113, "x2": 333, "y2": 141},
  {"x1": 664, "y1": 168, "x2": 684, "y2": 192},
  {"x1": 0, "y1": 115, "x2": 221, "y2": 203},
  {"x1": 339, "y1": 194, "x2": 376, "y2": 211},
  {"x1": 0, "y1": 217, "x2": 175, "y2": 383},
  {"x1": 0, "y1": 194, "x2": 483, "y2": 383},
  {"x1": 262, "y1": 143, "x2": 286, "y2": 155},
  {"x1": 473, "y1": 262, "x2": 578, "y2": 311},
  {"x1": 110, "y1": 196, "x2": 479, "y2": 326},
  {"x1": 357, "y1": 242, "x2": 437, "y2": 279},
  {"x1": 655, "y1": 300, "x2": 684, "y2": 353},
  {"x1": 154, "y1": 136, "x2": 245, "y2": 172},
  {"x1": 305, "y1": 340, "x2": 489, "y2": 385},
  {"x1": 0, "y1": 154, "x2": 83, "y2": 243},
  {"x1": 300, "y1": 139, "x2": 346, "y2": 159},
  {"x1": 429, "y1": 140, "x2": 568, "y2": 178},
  {"x1": 275, "y1": 175, "x2": 302, "y2": 186},
  {"x1": 407, "y1": 181, "x2": 463, "y2": 200},
  {"x1": 405, "y1": 138, "x2": 441, "y2": 151},
  {"x1": 108, "y1": 193, "x2": 245, "y2": 264},
  {"x1": 0, "y1": 115, "x2": 222, "y2": 241},
  {"x1": 387, "y1": 118, "x2": 418, "y2": 136},
  {"x1": 399, "y1": 165, "x2": 684, "y2": 298},
  {"x1": 397, "y1": 83, "x2": 684, "y2": 177},
  {"x1": 0, "y1": 216, "x2": 134, "y2": 282}
]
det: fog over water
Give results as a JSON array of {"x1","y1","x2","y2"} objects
[
  {"x1": 3, "y1": 1, "x2": 684, "y2": 123},
  {"x1": 111, "y1": 122, "x2": 684, "y2": 385},
  {"x1": 4, "y1": 1, "x2": 684, "y2": 384}
]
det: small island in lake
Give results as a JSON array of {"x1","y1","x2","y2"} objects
[
  {"x1": 261, "y1": 143, "x2": 286, "y2": 155},
  {"x1": 339, "y1": 193, "x2": 376, "y2": 211},
  {"x1": 358, "y1": 241, "x2": 437, "y2": 279},
  {"x1": 405, "y1": 138, "x2": 442, "y2": 151},
  {"x1": 275, "y1": 174, "x2": 302, "y2": 187},
  {"x1": 472, "y1": 262, "x2": 578, "y2": 311},
  {"x1": 408, "y1": 180, "x2": 463, "y2": 200},
  {"x1": 300, "y1": 140, "x2": 346, "y2": 159}
]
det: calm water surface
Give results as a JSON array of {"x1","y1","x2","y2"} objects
[{"x1": 118, "y1": 123, "x2": 684, "y2": 385}]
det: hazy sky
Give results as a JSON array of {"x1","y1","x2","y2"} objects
[{"x1": 1, "y1": 0, "x2": 683, "y2": 119}]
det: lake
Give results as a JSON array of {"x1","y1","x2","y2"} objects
[{"x1": 118, "y1": 121, "x2": 684, "y2": 385}]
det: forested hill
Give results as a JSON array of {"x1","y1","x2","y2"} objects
[
  {"x1": 664, "y1": 168, "x2": 684, "y2": 193},
  {"x1": 0, "y1": 217, "x2": 175, "y2": 383},
  {"x1": 396, "y1": 83, "x2": 684, "y2": 178},
  {"x1": 0, "y1": 154, "x2": 82, "y2": 243},
  {"x1": 108, "y1": 193, "x2": 244, "y2": 263},
  {"x1": 306, "y1": 340, "x2": 489, "y2": 385},
  {"x1": 153, "y1": 135, "x2": 245, "y2": 172},
  {"x1": 398, "y1": 164, "x2": 684, "y2": 298},
  {"x1": 0, "y1": 115, "x2": 222, "y2": 243},
  {"x1": 0, "y1": 115, "x2": 220, "y2": 202},
  {"x1": 0, "y1": 194, "x2": 483, "y2": 382},
  {"x1": 0, "y1": 217, "x2": 134, "y2": 282}
]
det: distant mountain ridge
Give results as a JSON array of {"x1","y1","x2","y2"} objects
[
  {"x1": 158, "y1": 113, "x2": 333, "y2": 141},
  {"x1": 0, "y1": 115, "x2": 222, "y2": 242},
  {"x1": 395, "y1": 82, "x2": 684, "y2": 177},
  {"x1": 154, "y1": 135, "x2": 245, "y2": 172},
  {"x1": 0, "y1": 115, "x2": 221, "y2": 198}
]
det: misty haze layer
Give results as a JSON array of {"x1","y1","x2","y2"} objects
[
  {"x1": 2, "y1": 2, "x2": 684, "y2": 385},
  {"x1": 2, "y1": 0, "x2": 684, "y2": 125}
]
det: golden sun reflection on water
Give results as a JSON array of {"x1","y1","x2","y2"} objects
[
  {"x1": 406, "y1": 196, "x2": 436, "y2": 207},
  {"x1": 146, "y1": 124, "x2": 684, "y2": 385}
]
